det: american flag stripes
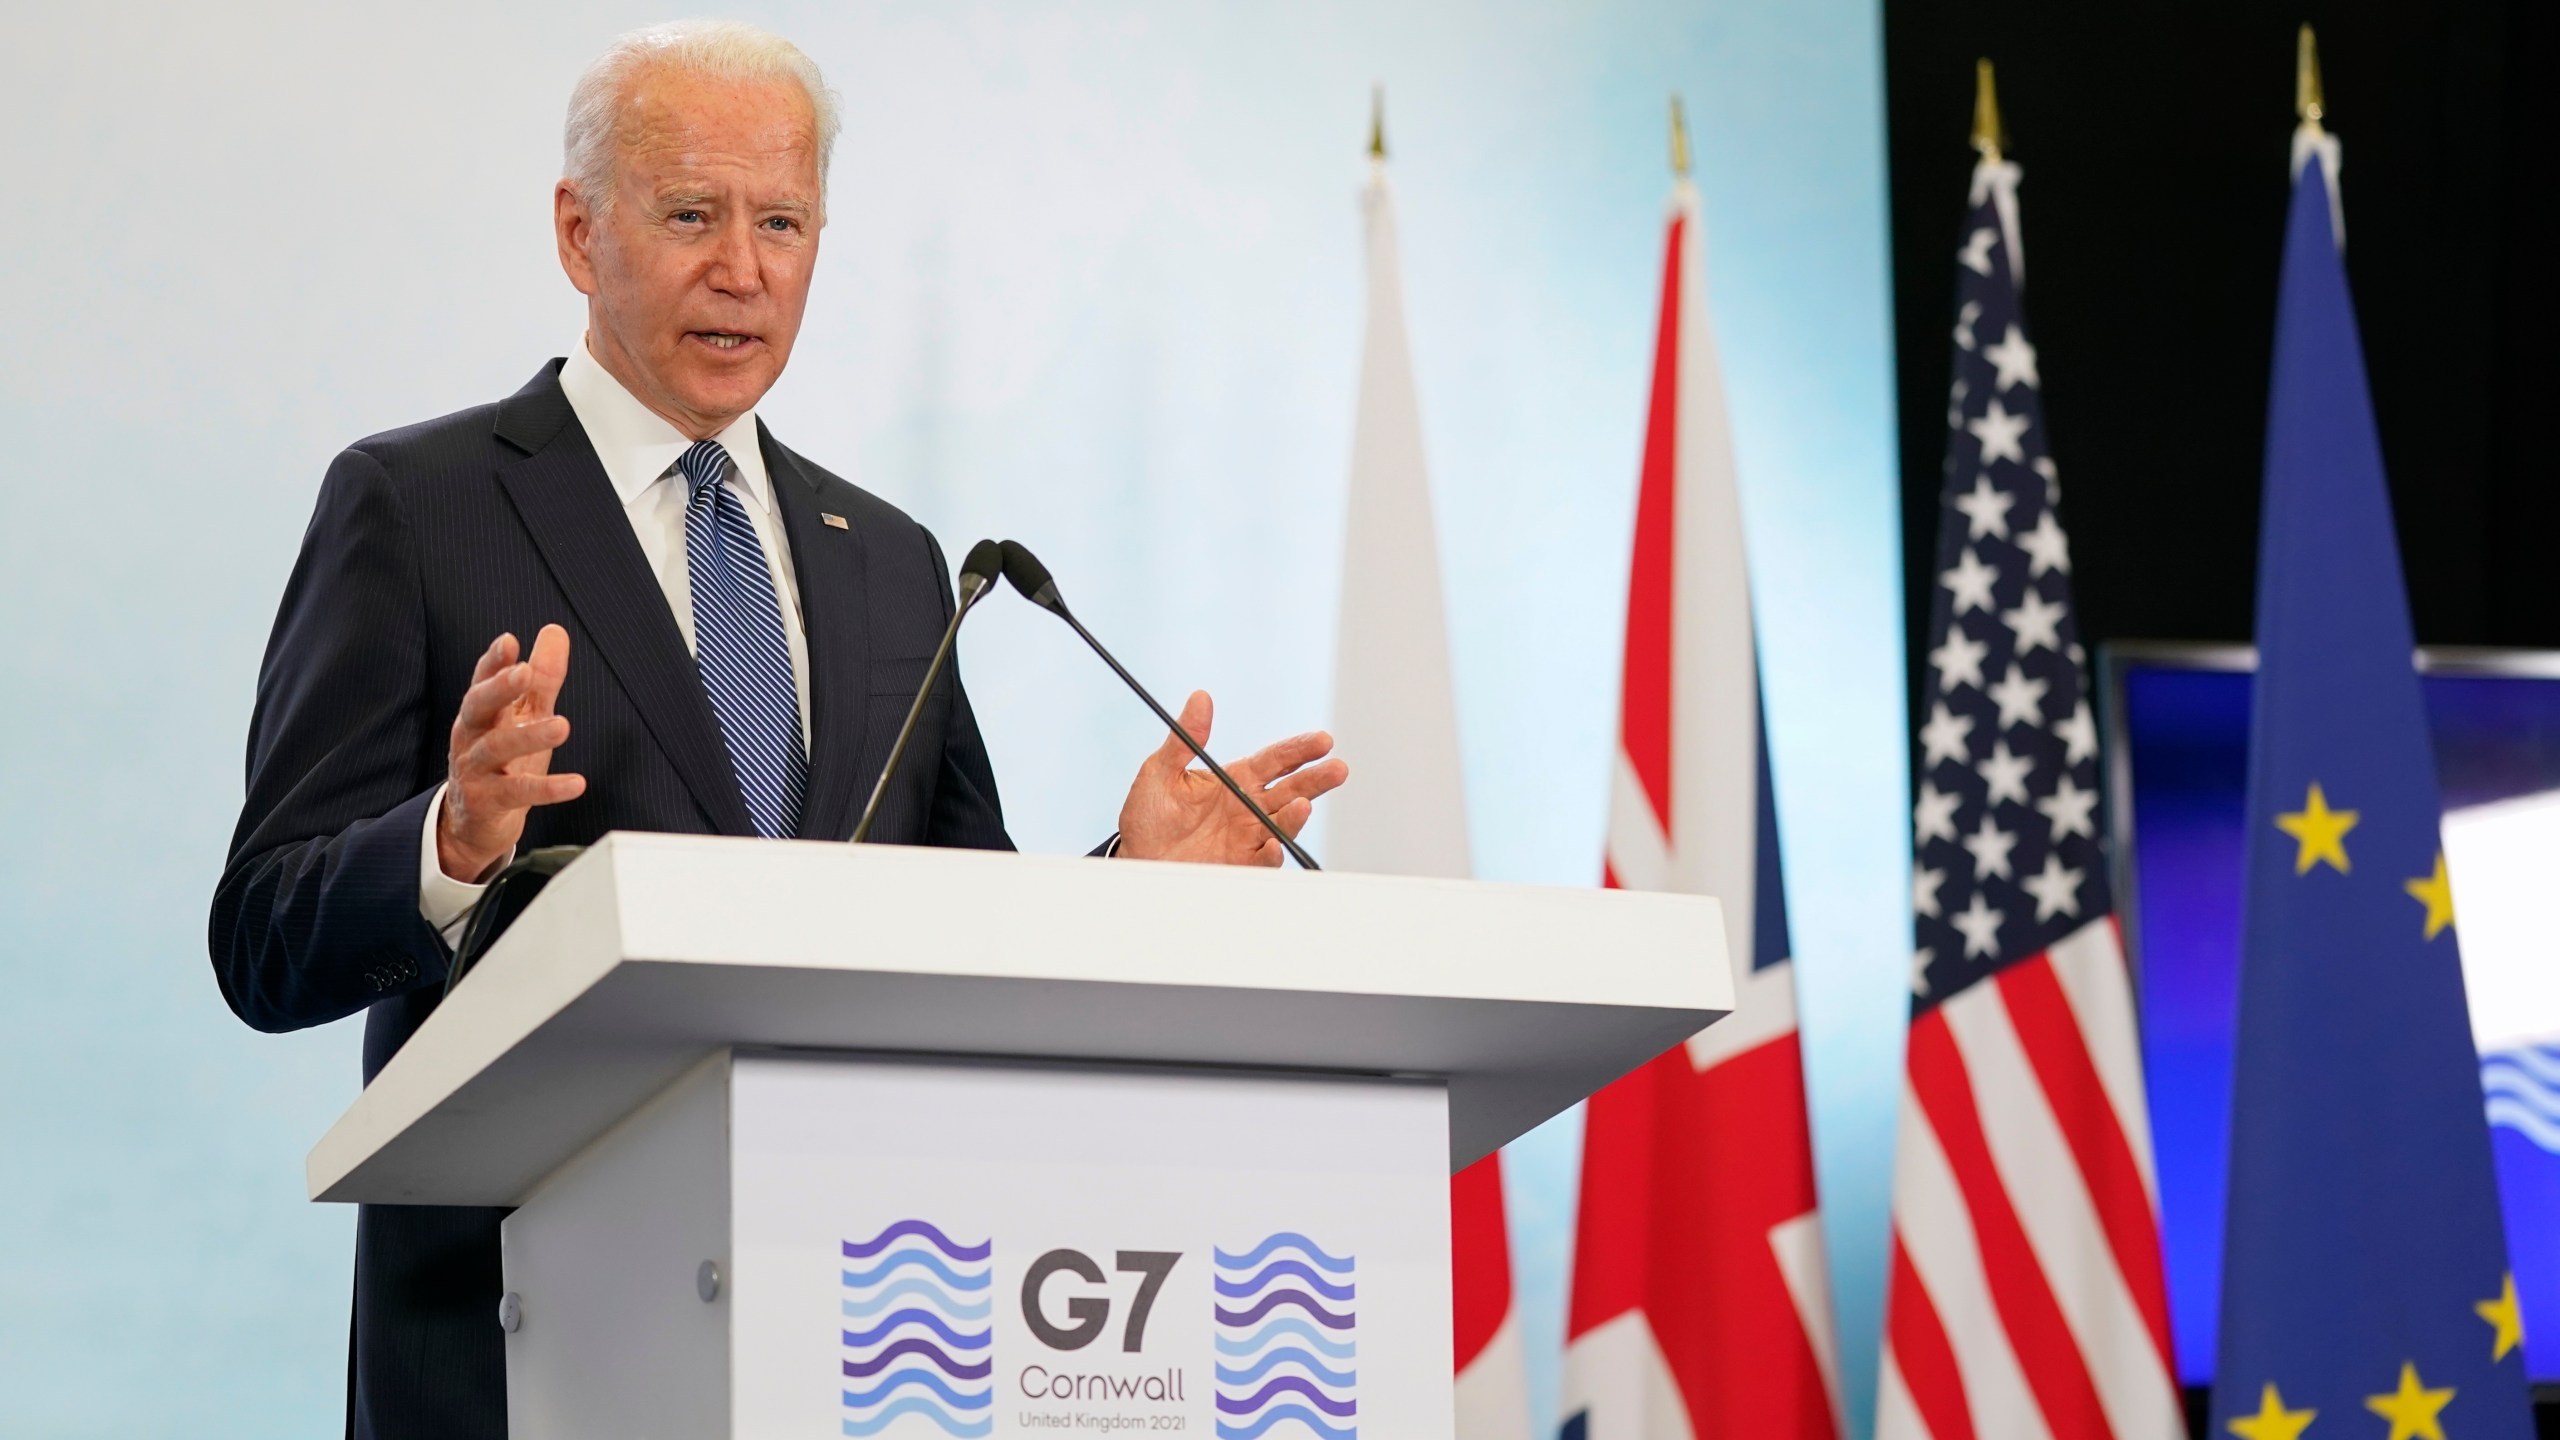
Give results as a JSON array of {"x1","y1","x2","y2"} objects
[{"x1": 1876, "y1": 158, "x2": 2180, "y2": 1440}]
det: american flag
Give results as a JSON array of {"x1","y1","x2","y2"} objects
[{"x1": 1876, "y1": 156, "x2": 2181, "y2": 1440}]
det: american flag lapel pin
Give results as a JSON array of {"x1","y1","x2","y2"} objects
[{"x1": 820, "y1": 512, "x2": 849, "y2": 530}]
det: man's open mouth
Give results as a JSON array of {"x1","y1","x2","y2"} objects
[{"x1": 691, "y1": 331, "x2": 756, "y2": 350}]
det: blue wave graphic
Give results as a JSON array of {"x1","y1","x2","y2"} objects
[
  {"x1": 1218, "y1": 1236, "x2": 1354, "y2": 1440},
  {"x1": 2494, "y1": 1042, "x2": 2560, "y2": 1085},
  {"x1": 841, "y1": 1398, "x2": 993, "y2": 1438},
  {"x1": 844, "y1": 1220, "x2": 992, "y2": 1263},
  {"x1": 1214, "y1": 1407, "x2": 1358, "y2": 1440},
  {"x1": 1215, "y1": 1348, "x2": 1356, "y2": 1388},
  {"x1": 1214, "y1": 1233, "x2": 1353, "y2": 1273},
  {"x1": 1216, "y1": 1290, "x2": 1355, "y2": 1329},
  {"x1": 845, "y1": 1371, "x2": 996, "y2": 1410},
  {"x1": 2484, "y1": 1052, "x2": 2560, "y2": 1107},
  {"x1": 843, "y1": 1250, "x2": 995, "y2": 1290},
  {"x1": 1215, "y1": 1260, "x2": 1356, "y2": 1302},
  {"x1": 2488, "y1": 1097, "x2": 2560, "y2": 1153},
  {"x1": 1215, "y1": 1319, "x2": 1357, "y2": 1359},
  {"x1": 843, "y1": 1278, "x2": 994, "y2": 1320},
  {"x1": 2486, "y1": 1068, "x2": 2560, "y2": 1116},
  {"x1": 844, "y1": 1222, "x2": 992, "y2": 1439},
  {"x1": 2484, "y1": 1045, "x2": 2560, "y2": 1154},
  {"x1": 843, "y1": 1339, "x2": 992, "y2": 1381},
  {"x1": 1216, "y1": 1378, "x2": 1357, "y2": 1417},
  {"x1": 843, "y1": 1309, "x2": 990, "y2": 1350}
]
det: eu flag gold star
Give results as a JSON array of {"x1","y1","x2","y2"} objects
[
  {"x1": 2404, "y1": 852, "x2": 2456, "y2": 940},
  {"x1": 2228, "y1": 1382, "x2": 2316, "y2": 1440},
  {"x1": 2477, "y1": 1271, "x2": 2524, "y2": 1362},
  {"x1": 2364, "y1": 1362, "x2": 2454, "y2": 1440},
  {"x1": 2276, "y1": 782, "x2": 2358, "y2": 875}
]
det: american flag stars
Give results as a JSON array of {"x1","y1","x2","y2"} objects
[
  {"x1": 1967, "y1": 399, "x2": 2031, "y2": 466},
  {"x1": 1982, "y1": 325, "x2": 2040, "y2": 391},
  {"x1": 1906, "y1": 203, "x2": 2109, "y2": 1008}
]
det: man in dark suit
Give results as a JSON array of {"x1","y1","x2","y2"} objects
[{"x1": 207, "y1": 20, "x2": 1345, "y2": 1438}]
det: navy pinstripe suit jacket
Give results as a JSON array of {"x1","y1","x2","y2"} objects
[{"x1": 209, "y1": 360, "x2": 1014, "y2": 1439}]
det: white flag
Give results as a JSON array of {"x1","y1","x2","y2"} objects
[
  {"x1": 1327, "y1": 147, "x2": 1527, "y2": 1440},
  {"x1": 1328, "y1": 158, "x2": 1472, "y2": 882}
]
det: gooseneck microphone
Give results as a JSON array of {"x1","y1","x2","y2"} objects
[
  {"x1": 852, "y1": 539, "x2": 1005, "y2": 843},
  {"x1": 997, "y1": 540, "x2": 1320, "y2": 870}
]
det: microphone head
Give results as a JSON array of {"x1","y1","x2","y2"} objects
[
  {"x1": 999, "y1": 539, "x2": 1066, "y2": 613},
  {"x1": 957, "y1": 538, "x2": 1003, "y2": 600}
]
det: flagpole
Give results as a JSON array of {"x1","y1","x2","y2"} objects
[
  {"x1": 1967, "y1": 58, "x2": 2024, "y2": 284},
  {"x1": 1368, "y1": 83, "x2": 1385, "y2": 161},
  {"x1": 1669, "y1": 94, "x2": 1690, "y2": 178},
  {"x1": 2295, "y1": 23, "x2": 2324, "y2": 132},
  {"x1": 2290, "y1": 23, "x2": 2345, "y2": 243},
  {"x1": 1971, "y1": 57, "x2": 2004, "y2": 163}
]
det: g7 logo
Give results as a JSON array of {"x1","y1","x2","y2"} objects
[{"x1": 1021, "y1": 1249, "x2": 1181, "y2": 1352}]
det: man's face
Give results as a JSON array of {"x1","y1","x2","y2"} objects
[{"x1": 555, "y1": 68, "x2": 822, "y2": 438}]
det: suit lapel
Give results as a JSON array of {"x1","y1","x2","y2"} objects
[
  {"x1": 763, "y1": 424, "x2": 872, "y2": 841},
  {"x1": 492, "y1": 363, "x2": 759, "y2": 837}
]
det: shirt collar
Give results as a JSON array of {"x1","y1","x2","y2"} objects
[{"x1": 558, "y1": 336, "x2": 773, "y2": 514}]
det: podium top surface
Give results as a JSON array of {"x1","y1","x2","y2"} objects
[{"x1": 311, "y1": 833, "x2": 1732, "y2": 1206}]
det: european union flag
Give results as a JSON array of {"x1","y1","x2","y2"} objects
[{"x1": 2211, "y1": 144, "x2": 2532, "y2": 1438}]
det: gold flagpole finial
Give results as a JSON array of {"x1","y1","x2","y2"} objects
[
  {"x1": 1368, "y1": 84, "x2": 1386, "y2": 160},
  {"x1": 1669, "y1": 94, "x2": 1691, "y2": 178},
  {"x1": 1971, "y1": 58, "x2": 2005, "y2": 160},
  {"x1": 2296, "y1": 23, "x2": 2325, "y2": 126}
]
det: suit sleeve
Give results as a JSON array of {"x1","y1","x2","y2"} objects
[
  {"x1": 209, "y1": 446, "x2": 451, "y2": 1033},
  {"x1": 918, "y1": 530, "x2": 1015, "y2": 852}
]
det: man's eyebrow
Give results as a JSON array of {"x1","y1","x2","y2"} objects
[{"x1": 652, "y1": 190, "x2": 814, "y2": 215}]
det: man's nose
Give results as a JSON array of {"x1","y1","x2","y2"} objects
[{"x1": 706, "y1": 218, "x2": 764, "y2": 297}]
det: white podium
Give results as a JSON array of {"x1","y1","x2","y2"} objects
[{"x1": 309, "y1": 833, "x2": 1731, "y2": 1440}]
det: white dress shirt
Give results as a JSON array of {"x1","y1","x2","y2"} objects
[{"x1": 419, "y1": 339, "x2": 816, "y2": 942}]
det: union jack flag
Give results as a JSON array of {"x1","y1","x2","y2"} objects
[
  {"x1": 1877, "y1": 156, "x2": 2181, "y2": 1439},
  {"x1": 1562, "y1": 155, "x2": 1842, "y2": 1440}
]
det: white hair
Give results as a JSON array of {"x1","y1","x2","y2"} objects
[{"x1": 563, "y1": 19, "x2": 841, "y2": 212}]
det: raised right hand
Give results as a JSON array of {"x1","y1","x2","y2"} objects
[{"x1": 436, "y1": 624, "x2": 586, "y2": 882}]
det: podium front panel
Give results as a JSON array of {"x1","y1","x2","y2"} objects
[{"x1": 502, "y1": 1049, "x2": 1455, "y2": 1440}]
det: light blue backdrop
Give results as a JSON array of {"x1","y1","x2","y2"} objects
[{"x1": 0, "y1": 1, "x2": 1902, "y2": 1434}]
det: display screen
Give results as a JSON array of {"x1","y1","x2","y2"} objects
[{"x1": 2106, "y1": 647, "x2": 2560, "y2": 1385}]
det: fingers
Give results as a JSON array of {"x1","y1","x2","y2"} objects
[
  {"x1": 464, "y1": 770, "x2": 588, "y2": 810},
  {"x1": 1231, "y1": 729, "x2": 1335, "y2": 787},
  {"x1": 454, "y1": 626, "x2": 575, "y2": 739},
  {"x1": 525, "y1": 623, "x2": 572, "y2": 716},
  {"x1": 454, "y1": 657, "x2": 535, "y2": 735},
  {"x1": 464, "y1": 715, "x2": 571, "y2": 774},
  {"x1": 1259, "y1": 757, "x2": 1349, "y2": 813},
  {"x1": 451, "y1": 634, "x2": 575, "y2": 793},
  {"x1": 469, "y1": 632, "x2": 519, "y2": 688},
  {"x1": 1265, "y1": 795, "x2": 1314, "y2": 840},
  {"x1": 1150, "y1": 690, "x2": 1213, "y2": 773},
  {"x1": 456, "y1": 633, "x2": 525, "y2": 730}
]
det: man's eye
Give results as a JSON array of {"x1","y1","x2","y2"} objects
[
  {"x1": 763, "y1": 217, "x2": 794, "y2": 232},
  {"x1": 672, "y1": 210, "x2": 705, "y2": 225}
]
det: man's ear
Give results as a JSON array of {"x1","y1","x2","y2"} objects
[{"x1": 554, "y1": 182, "x2": 600, "y2": 297}]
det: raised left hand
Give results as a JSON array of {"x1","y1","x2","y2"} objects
[{"x1": 1116, "y1": 691, "x2": 1348, "y2": 866}]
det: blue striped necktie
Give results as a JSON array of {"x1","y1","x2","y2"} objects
[{"x1": 678, "y1": 439, "x2": 808, "y2": 838}]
